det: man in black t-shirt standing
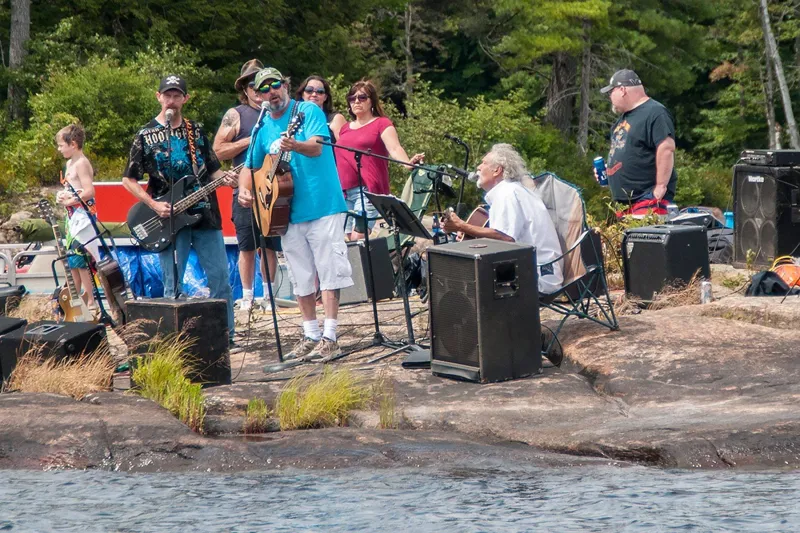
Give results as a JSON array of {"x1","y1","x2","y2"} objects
[
  {"x1": 598, "y1": 69, "x2": 677, "y2": 213},
  {"x1": 123, "y1": 74, "x2": 238, "y2": 344}
]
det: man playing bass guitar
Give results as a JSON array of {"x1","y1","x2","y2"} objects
[
  {"x1": 122, "y1": 74, "x2": 237, "y2": 346},
  {"x1": 238, "y1": 68, "x2": 353, "y2": 362}
]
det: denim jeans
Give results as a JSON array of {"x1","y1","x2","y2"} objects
[
  {"x1": 158, "y1": 227, "x2": 235, "y2": 340},
  {"x1": 343, "y1": 186, "x2": 380, "y2": 234}
]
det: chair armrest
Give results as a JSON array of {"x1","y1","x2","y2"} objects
[{"x1": 538, "y1": 229, "x2": 590, "y2": 268}]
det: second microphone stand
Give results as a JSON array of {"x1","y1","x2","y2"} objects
[{"x1": 317, "y1": 140, "x2": 460, "y2": 357}]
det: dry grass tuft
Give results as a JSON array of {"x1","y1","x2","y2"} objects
[
  {"x1": 5, "y1": 342, "x2": 115, "y2": 399},
  {"x1": 276, "y1": 367, "x2": 370, "y2": 430},
  {"x1": 373, "y1": 373, "x2": 397, "y2": 429},
  {"x1": 647, "y1": 273, "x2": 703, "y2": 310},
  {"x1": 243, "y1": 398, "x2": 270, "y2": 434}
]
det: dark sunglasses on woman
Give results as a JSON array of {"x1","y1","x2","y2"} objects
[
  {"x1": 347, "y1": 94, "x2": 370, "y2": 103},
  {"x1": 304, "y1": 87, "x2": 326, "y2": 95}
]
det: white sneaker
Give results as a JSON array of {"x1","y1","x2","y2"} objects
[
  {"x1": 256, "y1": 297, "x2": 272, "y2": 311},
  {"x1": 238, "y1": 298, "x2": 253, "y2": 311}
]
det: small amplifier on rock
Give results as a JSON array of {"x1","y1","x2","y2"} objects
[
  {"x1": 622, "y1": 225, "x2": 710, "y2": 302},
  {"x1": 0, "y1": 321, "x2": 106, "y2": 382}
]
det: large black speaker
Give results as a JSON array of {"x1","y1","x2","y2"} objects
[
  {"x1": 0, "y1": 321, "x2": 106, "y2": 382},
  {"x1": 340, "y1": 237, "x2": 395, "y2": 305},
  {"x1": 622, "y1": 225, "x2": 710, "y2": 302},
  {"x1": 427, "y1": 238, "x2": 542, "y2": 383},
  {"x1": 733, "y1": 164, "x2": 800, "y2": 268},
  {"x1": 126, "y1": 298, "x2": 231, "y2": 386}
]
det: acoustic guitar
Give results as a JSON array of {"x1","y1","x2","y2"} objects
[
  {"x1": 127, "y1": 164, "x2": 243, "y2": 252},
  {"x1": 450, "y1": 206, "x2": 490, "y2": 242},
  {"x1": 37, "y1": 200, "x2": 95, "y2": 323},
  {"x1": 252, "y1": 112, "x2": 304, "y2": 237}
]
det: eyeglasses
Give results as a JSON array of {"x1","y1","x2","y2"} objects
[
  {"x1": 257, "y1": 80, "x2": 283, "y2": 93},
  {"x1": 304, "y1": 87, "x2": 326, "y2": 95},
  {"x1": 347, "y1": 94, "x2": 370, "y2": 103}
]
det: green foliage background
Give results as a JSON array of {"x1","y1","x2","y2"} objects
[{"x1": 0, "y1": 0, "x2": 793, "y2": 220}]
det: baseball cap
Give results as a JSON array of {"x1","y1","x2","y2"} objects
[
  {"x1": 158, "y1": 75, "x2": 187, "y2": 95},
  {"x1": 254, "y1": 68, "x2": 284, "y2": 91},
  {"x1": 235, "y1": 59, "x2": 264, "y2": 91},
  {"x1": 600, "y1": 69, "x2": 642, "y2": 94}
]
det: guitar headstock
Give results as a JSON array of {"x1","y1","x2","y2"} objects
[
  {"x1": 37, "y1": 199, "x2": 58, "y2": 226},
  {"x1": 287, "y1": 112, "x2": 305, "y2": 138}
]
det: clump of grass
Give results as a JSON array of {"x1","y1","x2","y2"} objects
[
  {"x1": 276, "y1": 367, "x2": 370, "y2": 430},
  {"x1": 373, "y1": 374, "x2": 397, "y2": 429},
  {"x1": 243, "y1": 398, "x2": 270, "y2": 434},
  {"x1": 131, "y1": 334, "x2": 205, "y2": 433},
  {"x1": 5, "y1": 342, "x2": 115, "y2": 399},
  {"x1": 721, "y1": 273, "x2": 747, "y2": 291},
  {"x1": 647, "y1": 273, "x2": 703, "y2": 310}
]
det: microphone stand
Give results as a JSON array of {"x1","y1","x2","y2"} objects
[
  {"x1": 248, "y1": 104, "x2": 284, "y2": 362},
  {"x1": 446, "y1": 137, "x2": 470, "y2": 218},
  {"x1": 165, "y1": 113, "x2": 179, "y2": 299},
  {"x1": 317, "y1": 140, "x2": 459, "y2": 356}
]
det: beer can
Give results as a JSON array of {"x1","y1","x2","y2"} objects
[
  {"x1": 700, "y1": 280, "x2": 713, "y2": 304},
  {"x1": 593, "y1": 156, "x2": 609, "y2": 186}
]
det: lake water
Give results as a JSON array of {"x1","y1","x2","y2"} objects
[{"x1": 0, "y1": 466, "x2": 798, "y2": 532}]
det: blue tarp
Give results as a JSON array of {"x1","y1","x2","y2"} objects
[{"x1": 114, "y1": 245, "x2": 292, "y2": 300}]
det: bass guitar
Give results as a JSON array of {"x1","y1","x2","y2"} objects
[
  {"x1": 252, "y1": 112, "x2": 304, "y2": 236},
  {"x1": 37, "y1": 200, "x2": 95, "y2": 323},
  {"x1": 127, "y1": 164, "x2": 243, "y2": 252}
]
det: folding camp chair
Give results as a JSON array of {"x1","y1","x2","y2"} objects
[{"x1": 530, "y1": 172, "x2": 619, "y2": 354}]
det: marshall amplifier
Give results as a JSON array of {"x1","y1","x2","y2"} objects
[{"x1": 427, "y1": 239, "x2": 542, "y2": 383}]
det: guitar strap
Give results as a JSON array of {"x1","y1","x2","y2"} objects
[{"x1": 184, "y1": 118, "x2": 200, "y2": 177}]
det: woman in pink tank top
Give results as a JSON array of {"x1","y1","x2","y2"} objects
[{"x1": 336, "y1": 80, "x2": 424, "y2": 240}]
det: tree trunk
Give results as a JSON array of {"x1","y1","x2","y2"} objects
[
  {"x1": 7, "y1": 0, "x2": 31, "y2": 122},
  {"x1": 760, "y1": 0, "x2": 800, "y2": 149},
  {"x1": 403, "y1": 3, "x2": 414, "y2": 98},
  {"x1": 545, "y1": 52, "x2": 577, "y2": 137},
  {"x1": 577, "y1": 21, "x2": 592, "y2": 155},
  {"x1": 761, "y1": 55, "x2": 777, "y2": 150}
]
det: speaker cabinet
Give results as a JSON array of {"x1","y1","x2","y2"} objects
[
  {"x1": 340, "y1": 237, "x2": 395, "y2": 305},
  {"x1": 623, "y1": 225, "x2": 710, "y2": 302},
  {"x1": 427, "y1": 238, "x2": 542, "y2": 383},
  {"x1": 0, "y1": 285, "x2": 25, "y2": 316},
  {"x1": 733, "y1": 164, "x2": 800, "y2": 268},
  {"x1": 0, "y1": 321, "x2": 106, "y2": 382},
  {"x1": 126, "y1": 298, "x2": 231, "y2": 386}
]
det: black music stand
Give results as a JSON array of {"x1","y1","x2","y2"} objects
[{"x1": 365, "y1": 192, "x2": 432, "y2": 361}]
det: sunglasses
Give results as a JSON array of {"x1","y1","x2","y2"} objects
[
  {"x1": 347, "y1": 94, "x2": 370, "y2": 103},
  {"x1": 257, "y1": 80, "x2": 283, "y2": 93},
  {"x1": 304, "y1": 87, "x2": 326, "y2": 95}
]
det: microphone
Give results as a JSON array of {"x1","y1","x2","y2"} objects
[
  {"x1": 444, "y1": 133, "x2": 466, "y2": 145},
  {"x1": 165, "y1": 109, "x2": 175, "y2": 123},
  {"x1": 467, "y1": 171, "x2": 478, "y2": 183}
]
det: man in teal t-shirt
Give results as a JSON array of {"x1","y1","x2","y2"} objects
[{"x1": 238, "y1": 67, "x2": 353, "y2": 362}]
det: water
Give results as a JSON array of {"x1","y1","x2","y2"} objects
[{"x1": 0, "y1": 466, "x2": 798, "y2": 532}]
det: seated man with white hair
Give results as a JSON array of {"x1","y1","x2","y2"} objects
[{"x1": 442, "y1": 143, "x2": 563, "y2": 294}]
